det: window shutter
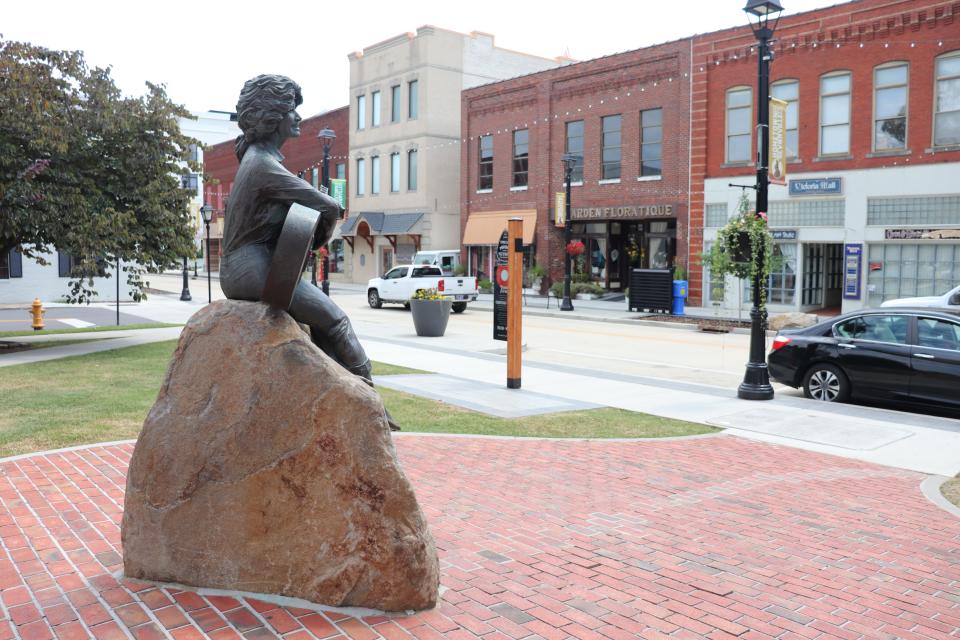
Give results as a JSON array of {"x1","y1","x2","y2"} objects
[{"x1": 9, "y1": 249, "x2": 22, "y2": 278}]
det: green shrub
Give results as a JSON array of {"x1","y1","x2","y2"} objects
[{"x1": 478, "y1": 278, "x2": 493, "y2": 293}]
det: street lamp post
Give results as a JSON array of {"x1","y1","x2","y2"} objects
[
  {"x1": 201, "y1": 203, "x2": 214, "y2": 304},
  {"x1": 318, "y1": 127, "x2": 336, "y2": 296},
  {"x1": 737, "y1": 0, "x2": 783, "y2": 401},
  {"x1": 179, "y1": 256, "x2": 192, "y2": 301},
  {"x1": 560, "y1": 153, "x2": 580, "y2": 311}
]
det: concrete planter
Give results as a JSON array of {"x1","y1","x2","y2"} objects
[{"x1": 410, "y1": 299, "x2": 453, "y2": 337}]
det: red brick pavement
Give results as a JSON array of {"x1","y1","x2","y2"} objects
[{"x1": 0, "y1": 435, "x2": 957, "y2": 639}]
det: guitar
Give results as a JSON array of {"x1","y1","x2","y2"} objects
[{"x1": 261, "y1": 203, "x2": 322, "y2": 310}]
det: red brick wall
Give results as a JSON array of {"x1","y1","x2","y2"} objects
[
  {"x1": 688, "y1": 0, "x2": 960, "y2": 304},
  {"x1": 461, "y1": 40, "x2": 693, "y2": 286},
  {"x1": 203, "y1": 106, "x2": 350, "y2": 224}
]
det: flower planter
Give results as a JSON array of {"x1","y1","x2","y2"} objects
[
  {"x1": 410, "y1": 299, "x2": 453, "y2": 337},
  {"x1": 734, "y1": 231, "x2": 752, "y2": 263}
]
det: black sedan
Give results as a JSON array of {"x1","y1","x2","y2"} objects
[{"x1": 768, "y1": 308, "x2": 960, "y2": 412}]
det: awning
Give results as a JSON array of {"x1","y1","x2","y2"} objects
[
  {"x1": 462, "y1": 210, "x2": 537, "y2": 245},
  {"x1": 339, "y1": 212, "x2": 423, "y2": 236}
]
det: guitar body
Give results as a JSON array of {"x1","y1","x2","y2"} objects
[{"x1": 262, "y1": 203, "x2": 321, "y2": 310}]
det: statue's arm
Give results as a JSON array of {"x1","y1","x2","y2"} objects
[{"x1": 263, "y1": 164, "x2": 343, "y2": 247}]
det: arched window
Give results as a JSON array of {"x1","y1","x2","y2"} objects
[
  {"x1": 934, "y1": 51, "x2": 960, "y2": 147},
  {"x1": 874, "y1": 62, "x2": 909, "y2": 151},
  {"x1": 726, "y1": 86, "x2": 752, "y2": 163},
  {"x1": 820, "y1": 71, "x2": 851, "y2": 156}
]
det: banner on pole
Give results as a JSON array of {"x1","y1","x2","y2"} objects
[
  {"x1": 769, "y1": 97, "x2": 788, "y2": 186},
  {"x1": 554, "y1": 192, "x2": 566, "y2": 227},
  {"x1": 329, "y1": 179, "x2": 347, "y2": 209}
]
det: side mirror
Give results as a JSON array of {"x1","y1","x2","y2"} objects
[{"x1": 949, "y1": 293, "x2": 960, "y2": 305}]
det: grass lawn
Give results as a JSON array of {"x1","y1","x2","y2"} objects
[
  {"x1": 942, "y1": 478, "x2": 960, "y2": 509},
  {"x1": 0, "y1": 340, "x2": 716, "y2": 458},
  {"x1": 0, "y1": 322, "x2": 180, "y2": 338}
]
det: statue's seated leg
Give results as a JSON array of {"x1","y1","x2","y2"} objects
[{"x1": 289, "y1": 281, "x2": 400, "y2": 431}]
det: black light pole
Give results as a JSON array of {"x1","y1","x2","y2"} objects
[
  {"x1": 201, "y1": 203, "x2": 214, "y2": 304},
  {"x1": 560, "y1": 153, "x2": 580, "y2": 311},
  {"x1": 738, "y1": 0, "x2": 782, "y2": 401},
  {"x1": 180, "y1": 256, "x2": 192, "y2": 301},
  {"x1": 319, "y1": 127, "x2": 336, "y2": 295}
]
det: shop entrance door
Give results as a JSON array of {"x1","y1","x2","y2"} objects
[{"x1": 802, "y1": 243, "x2": 844, "y2": 312}]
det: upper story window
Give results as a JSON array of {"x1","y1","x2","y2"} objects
[
  {"x1": 640, "y1": 108, "x2": 662, "y2": 177},
  {"x1": 771, "y1": 80, "x2": 799, "y2": 159},
  {"x1": 180, "y1": 174, "x2": 199, "y2": 191},
  {"x1": 565, "y1": 120, "x2": 584, "y2": 183},
  {"x1": 356, "y1": 95, "x2": 366, "y2": 130},
  {"x1": 371, "y1": 91, "x2": 381, "y2": 127},
  {"x1": 408, "y1": 80, "x2": 419, "y2": 120},
  {"x1": 512, "y1": 129, "x2": 529, "y2": 188},
  {"x1": 355, "y1": 158, "x2": 365, "y2": 195},
  {"x1": 874, "y1": 63, "x2": 908, "y2": 151},
  {"x1": 601, "y1": 114, "x2": 622, "y2": 180},
  {"x1": 370, "y1": 155, "x2": 380, "y2": 194},
  {"x1": 478, "y1": 135, "x2": 493, "y2": 190},
  {"x1": 391, "y1": 86, "x2": 401, "y2": 123},
  {"x1": 820, "y1": 72, "x2": 851, "y2": 156},
  {"x1": 187, "y1": 143, "x2": 200, "y2": 163},
  {"x1": 934, "y1": 51, "x2": 960, "y2": 147},
  {"x1": 726, "y1": 87, "x2": 752, "y2": 163},
  {"x1": 390, "y1": 153, "x2": 400, "y2": 192},
  {"x1": 407, "y1": 149, "x2": 418, "y2": 191},
  {"x1": 336, "y1": 163, "x2": 345, "y2": 180}
]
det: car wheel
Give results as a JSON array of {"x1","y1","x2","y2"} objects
[
  {"x1": 367, "y1": 289, "x2": 382, "y2": 309},
  {"x1": 802, "y1": 364, "x2": 850, "y2": 403},
  {"x1": 452, "y1": 302, "x2": 467, "y2": 313}
]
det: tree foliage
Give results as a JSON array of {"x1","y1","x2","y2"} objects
[{"x1": 0, "y1": 37, "x2": 199, "y2": 302}]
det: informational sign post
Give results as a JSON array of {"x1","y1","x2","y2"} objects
[
  {"x1": 843, "y1": 243, "x2": 863, "y2": 300},
  {"x1": 493, "y1": 230, "x2": 509, "y2": 342},
  {"x1": 506, "y1": 218, "x2": 523, "y2": 389}
]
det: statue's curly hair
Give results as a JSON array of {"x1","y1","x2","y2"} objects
[{"x1": 234, "y1": 74, "x2": 303, "y2": 160}]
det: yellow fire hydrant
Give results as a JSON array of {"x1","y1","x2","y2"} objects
[{"x1": 30, "y1": 298, "x2": 45, "y2": 331}]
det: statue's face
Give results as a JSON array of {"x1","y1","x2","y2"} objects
[{"x1": 278, "y1": 109, "x2": 302, "y2": 141}]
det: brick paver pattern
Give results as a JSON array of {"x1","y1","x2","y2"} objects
[{"x1": 0, "y1": 435, "x2": 957, "y2": 639}]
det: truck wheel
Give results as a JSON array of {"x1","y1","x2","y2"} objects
[
  {"x1": 367, "y1": 289, "x2": 382, "y2": 309},
  {"x1": 452, "y1": 302, "x2": 467, "y2": 313},
  {"x1": 403, "y1": 302, "x2": 411, "y2": 310}
]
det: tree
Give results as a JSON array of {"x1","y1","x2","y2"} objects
[{"x1": 0, "y1": 38, "x2": 199, "y2": 302}]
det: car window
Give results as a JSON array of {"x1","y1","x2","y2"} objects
[
  {"x1": 834, "y1": 318, "x2": 860, "y2": 339},
  {"x1": 860, "y1": 315, "x2": 909, "y2": 344},
  {"x1": 385, "y1": 267, "x2": 407, "y2": 279},
  {"x1": 917, "y1": 318, "x2": 960, "y2": 351},
  {"x1": 412, "y1": 266, "x2": 441, "y2": 278}
]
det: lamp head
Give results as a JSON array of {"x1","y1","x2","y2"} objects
[
  {"x1": 743, "y1": 0, "x2": 783, "y2": 16},
  {"x1": 561, "y1": 152, "x2": 581, "y2": 172},
  {"x1": 318, "y1": 127, "x2": 336, "y2": 143},
  {"x1": 200, "y1": 204, "x2": 214, "y2": 223}
]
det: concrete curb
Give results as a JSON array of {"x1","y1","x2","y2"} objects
[{"x1": 920, "y1": 475, "x2": 960, "y2": 519}]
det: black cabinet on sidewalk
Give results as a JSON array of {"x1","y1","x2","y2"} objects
[{"x1": 628, "y1": 268, "x2": 673, "y2": 313}]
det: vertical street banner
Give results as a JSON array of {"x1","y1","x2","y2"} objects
[
  {"x1": 769, "y1": 97, "x2": 788, "y2": 186},
  {"x1": 330, "y1": 178, "x2": 347, "y2": 211},
  {"x1": 554, "y1": 192, "x2": 566, "y2": 227},
  {"x1": 493, "y1": 230, "x2": 509, "y2": 341}
]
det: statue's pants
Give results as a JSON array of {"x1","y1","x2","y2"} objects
[{"x1": 221, "y1": 243, "x2": 371, "y2": 378}]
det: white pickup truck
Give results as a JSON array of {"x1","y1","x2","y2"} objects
[{"x1": 367, "y1": 265, "x2": 478, "y2": 313}]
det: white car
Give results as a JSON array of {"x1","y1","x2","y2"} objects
[
  {"x1": 880, "y1": 284, "x2": 960, "y2": 309},
  {"x1": 367, "y1": 265, "x2": 478, "y2": 313}
]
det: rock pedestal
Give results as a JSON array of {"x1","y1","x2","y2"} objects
[{"x1": 121, "y1": 300, "x2": 439, "y2": 611}]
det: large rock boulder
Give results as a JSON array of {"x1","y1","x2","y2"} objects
[
  {"x1": 769, "y1": 311, "x2": 820, "y2": 331},
  {"x1": 122, "y1": 300, "x2": 439, "y2": 612}
]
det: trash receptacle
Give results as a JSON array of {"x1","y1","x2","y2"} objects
[{"x1": 672, "y1": 279, "x2": 688, "y2": 315}]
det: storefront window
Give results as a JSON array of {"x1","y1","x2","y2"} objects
[
  {"x1": 329, "y1": 239, "x2": 344, "y2": 273},
  {"x1": 868, "y1": 243, "x2": 960, "y2": 305}
]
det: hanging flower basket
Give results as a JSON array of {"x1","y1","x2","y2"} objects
[
  {"x1": 734, "y1": 231, "x2": 752, "y2": 264},
  {"x1": 566, "y1": 240, "x2": 585, "y2": 256}
]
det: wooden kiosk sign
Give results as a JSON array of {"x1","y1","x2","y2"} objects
[{"x1": 492, "y1": 219, "x2": 523, "y2": 388}]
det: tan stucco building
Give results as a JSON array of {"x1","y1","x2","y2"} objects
[{"x1": 337, "y1": 26, "x2": 569, "y2": 284}]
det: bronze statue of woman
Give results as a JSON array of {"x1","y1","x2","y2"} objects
[{"x1": 221, "y1": 74, "x2": 398, "y2": 429}]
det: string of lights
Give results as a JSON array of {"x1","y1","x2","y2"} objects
[{"x1": 275, "y1": 34, "x2": 960, "y2": 178}]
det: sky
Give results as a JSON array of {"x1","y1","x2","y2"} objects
[{"x1": 3, "y1": 0, "x2": 842, "y2": 117}]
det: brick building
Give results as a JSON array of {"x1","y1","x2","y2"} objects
[
  {"x1": 690, "y1": 0, "x2": 960, "y2": 312},
  {"x1": 461, "y1": 40, "x2": 692, "y2": 291},
  {"x1": 203, "y1": 106, "x2": 349, "y2": 274}
]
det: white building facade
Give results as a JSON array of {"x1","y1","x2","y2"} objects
[{"x1": 339, "y1": 26, "x2": 568, "y2": 284}]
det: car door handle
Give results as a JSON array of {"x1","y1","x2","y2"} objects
[
  {"x1": 914, "y1": 353, "x2": 935, "y2": 359},
  {"x1": 838, "y1": 343, "x2": 856, "y2": 349}
]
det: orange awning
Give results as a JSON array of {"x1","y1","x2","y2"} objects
[{"x1": 462, "y1": 210, "x2": 537, "y2": 245}]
